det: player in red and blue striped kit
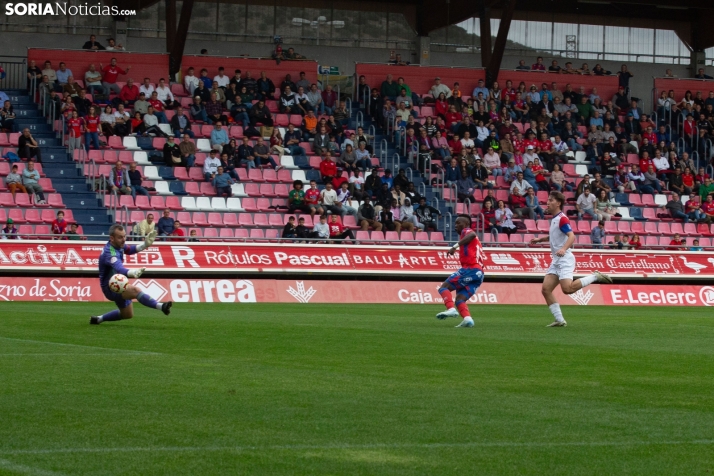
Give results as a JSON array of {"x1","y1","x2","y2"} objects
[
  {"x1": 90, "y1": 224, "x2": 172, "y2": 325},
  {"x1": 436, "y1": 215, "x2": 485, "y2": 328}
]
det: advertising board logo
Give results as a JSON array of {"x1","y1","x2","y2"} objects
[
  {"x1": 568, "y1": 289, "x2": 594, "y2": 306},
  {"x1": 133, "y1": 279, "x2": 168, "y2": 301},
  {"x1": 287, "y1": 281, "x2": 316, "y2": 303},
  {"x1": 490, "y1": 253, "x2": 520, "y2": 265},
  {"x1": 700, "y1": 286, "x2": 714, "y2": 307}
]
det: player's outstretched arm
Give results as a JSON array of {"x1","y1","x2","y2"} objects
[{"x1": 530, "y1": 236, "x2": 549, "y2": 245}]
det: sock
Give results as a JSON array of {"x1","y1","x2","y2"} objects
[
  {"x1": 456, "y1": 301, "x2": 470, "y2": 318},
  {"x1": 137, "y1": 291, "x2": 162, "y2": 310},
  {"x1": 549, "y1": 303, "x2": 565, "y2": 323},
  {"x1": 100, "y1": 309, "x2": 121, "y2": 322},
  {"x1": 579, "y1": 274, "x2": 598, "y2": 288},
  {"x1": 439, "y1": 288, "x2": 455, "y2": 310}
]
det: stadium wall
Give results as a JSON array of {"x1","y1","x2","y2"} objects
[{"x1": 0, "y1": 277, "x2": 713, "y2": 306}]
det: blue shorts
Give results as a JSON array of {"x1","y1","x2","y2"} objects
[
  {"x1": 446, "y1": 267, "x2": 484, "y2": 298},
  {"x1": 102, "y1": 287, "x2": 132, "y2": 309}
]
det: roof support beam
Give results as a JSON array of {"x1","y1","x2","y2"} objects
[
  {"x1": 479, "y1": 3, "x2": 492, "y2": 70},
  {"x1": 485, "y1": 0, "x2": 516, "y2": 86},
  {"x1": 168, "y1": 0, "x2": 194, "y2": 78}
]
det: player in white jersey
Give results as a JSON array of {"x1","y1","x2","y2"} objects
[{"x1": 530, "y1": 191, "x2": 612, "y2": 327}]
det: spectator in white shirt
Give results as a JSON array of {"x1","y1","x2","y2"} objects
[
  {"x1": 522, "y1": 145, "x2": 539, "y2": 166},
  {"x1": 155, "y1": 78, "x2": 175, "y2": 107},
  {"x1": 460, "y1": 132, "x2": 475, "y2": 150},
  {"x1": 482, "y1": 146, "x2": 502, "y2": 176},
  {"x1": 184, "y1": 67, "x2": 200, "y2": 96},
  {"x1": 139, "y1": 78, "x2": 155, "y2": 98},
  {"x1": 213, "y1": 67, "x2": 230, "y2": 88},
  {"x1": 320, "y1": 182, "x2": 342, "y2": 216},
  {"x1": 203, "y1": 150, "x2": 221, "y2": 182},
  {"x1": 576, "y1": 187, "x2": 599, "y2": 219},
  {"x1": 430, "y1": 77, "x2": 451, "y2": 99}
]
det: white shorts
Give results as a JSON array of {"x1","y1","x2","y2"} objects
[{"x1": 546, "y1": 253, "x2": 576, "y2": 281}]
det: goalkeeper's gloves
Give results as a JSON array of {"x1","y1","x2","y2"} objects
[
  {"x1": 137, "y1": 230, "x2": 157, "y2": 252},
  {"x1": 127, "y1": 268, "x2": 146, "y2": 278}
]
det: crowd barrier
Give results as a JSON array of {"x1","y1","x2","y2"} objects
[
  {"x1": 1, "y1": 277, "x2": 712, "y2": 306},
  {"x1": 0, "y1": 242, "x2": 712, "y2": 279}
]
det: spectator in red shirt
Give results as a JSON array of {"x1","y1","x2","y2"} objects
[
  {"x1": 638, "y1": 152, "x2": 653, "y2": 175},
  {"x1": 445, "y1": 105, "x2": 461, "y2": 131},
  {"x1": 83, "y1": 106, "x2": 101, "y2": 152},
  {"x1": 682, "y1": 167, "x2": 695, "y2": 191},
  {"x1": 668, "y1": 233, "x2": 685, "y2": 250},
  {"x1": 537, "y1": 132, "x2": 555, "y2": 169},
  {"x1": 531, "y1": 57, "x2": 546, "y2": 71},
  {"x1": 115, "y1": 78, "x2": 139, "y2": 108},
  {"x1": 51, "y1": 210, "x2": 67, "y2": 239},
  {"x1": 328, "y1": 214, "x2": 355, "y2": 243},
  {"x1": 304, "y1": 180, "x2": 324, "y2": 217},
  {"x1": 321, "y1": 85, "x2": 337, "y2": 115},
  {"x1": 100, "y1": 58, "x2": 131, "y2": 96},
  {"x1": 448, "y1": 133, "x2": 463, "y2": 157},
  {"x1": 170, "y1": 221, "x2": 185, "y2": 241},
  {"x1": 67, "y1": 110, "x2": 83, "y2": 153},
  {"x1": 701, "y1": 194, "x2": 714, "y2": 222},
  {"x1": 319, "y1": 156, "x2": 337, "y2": 184},
  {"x1": 148, "y1": 91, "x2": 169, "y2": 124}
]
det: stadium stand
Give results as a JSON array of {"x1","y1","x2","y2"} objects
[{"x1": 2, "y1": 49, "x2": 713, "y2": 248}]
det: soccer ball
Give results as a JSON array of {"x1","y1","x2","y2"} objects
[{"x1": 108, "y1": 274, "x2": 129, "y2": 294}]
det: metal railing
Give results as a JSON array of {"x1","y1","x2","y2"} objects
[{"x1": 367, "y1": 125, "x2": 376, "y2": 151}]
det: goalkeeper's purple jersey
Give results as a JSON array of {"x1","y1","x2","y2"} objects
[{"x1": 98, "y1": 242, "x2": 137, "y2": 291}]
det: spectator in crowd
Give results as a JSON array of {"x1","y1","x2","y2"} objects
[
  {"x1": 690, "y1": 239, "x2": 703, "y2": 251},
  {"x1": 456, "y1": 171, "x2": 477, "y2": 203},
  {"x1": 306, "y1": 215, "x2": 329, "y2": 241},
  {"x1": 287, "y1": 180, "x2": 309, "y2": 214},
  {"x1": 509, "y1": 171, "x2": 534, "y2": 219},
  {"x1": 105, "y1": 38, "x2": 124, "y2": 51},
  {"x1": 203, "y1": 149, "x2": 221, "y2": 182},
  {"x1": 328, "y1": 214, "x2": 355, "y2": 243},
  {"x1": 168, "y1": 106, "x2": 192, "y2": 138},
  {"x1": 135, "y1": 213, "x2": 156, "y2": 238},
  {"x1": 170, "y1": 221, "x2": 185, "y2": 241},
  {"x1": 661, "y1": 192, "x2": 688, "y2": 222},
  {"x1": 283, "y1": 124, "x2": 306, "y2": 156},
  {"x1": 414, "y1": 197, "x2": 441, "y2": 231},
  {"x1": 82, "y1": 34, "x2": 105, "y2": 50},
  {"x1": 18, "y1": 128, "x2": 42, "y2": 163},
  {"x1": 22, "y1": 161, "x2": 45, "y2": 204},
  {"x1": 668, "y1": 233, "x2": 685, "y2": 250},
  {"x1": 109, "y1": 162, "x2": 131, "y2": 195},
  {"x1": 591, "y1": 220, "x2": 606, "y2": 249},
  {"x1": 83, "y1": 64, "x2": 106, "y2": 96},
  {"x1": 400, "y1": 198, "x2": 424, "y2": 231},
  {"x1": 210, "y1": 122, "x2": 228, "y2": 153},
  {"x1": 55, "y1": 62, "x2": 73, "y2": 87},
  {"x1": 205, "y1": 93, "x2": 227, "y2": 125},
  {"x1": 626, "y1": 164, "x2": 646, "y2": 193},
  {"x1": 139, "y1": 78, "x2": 155, "y2": 98},
  {"x1": 249, "y1": 100, "x2": 273, "y2": 126},
  {"x1": 142, "y1": 106, "x2": 167, "y2": 137},
  {"x1": 430, "y1": 77, "x2": 451, "y2": 100},
  {"x1": 319, "y1": 153, "x2": 338, "y2": 184},
  {"x1": 174, "y1": 133, "x2": 196, "y2": 170},
  {"x1": 525, "y1": 188, "x2": 545, "y2": 220},
  {"x1": 2, "y1": 218, "x2": 19, "y2": 239},
  {"x1": 157, "y1": 209, "x2": 175, "y2": 237},
  {"x1": 494, "y1": 200, "x2": 517, "y2": 237},
  {"x1": 358, "y1": 198, "x2": 382, "y2": 231},
  {"x1": 320, "y1": 181, "x2": 342, "y2": 216},
  {"x1": 256, "y1": 71, "x2": 276, "y2": 101},
  {"x1": 100, "y1": 58, "x2": 131, "y2": 96},
  {"x1": 282, "y1": 216, "x2": 297, "y2": 239},
  {"x1": 237, "y1": 136, "x2": 257, "y2": 170},
  {"x1": 694, "y1": 68, "x2": 713, "y2": 80},
  {"x1": 183, "y1": 67, "x2": 200, "y2": 96},
  {"x1": 1, "y1": 100, "x2": 17, "y2": 132},
  {"x1": 253, "y1": 137, "x2": 280, "y2": 169},
  {"x1": 50, "y1": 210, "x2": 67, "y2": 238},
  {"x1": 685, "y1": 193, "x2": 707, "y2": 223},
  {"x1": 212, "y1": 166, "x2": 234, "y2": 198},
  {"x1": 126, "y1": 162, "x2": 149, "y2": 198},
  {"x1": 5, "y1": 164, "x2": 26, "y2": 200},
  {"x1": 595, "y1": 189, "x2": 617, "y2": 221},
  {"x1": 700, "y1": 177, "x2": 714, "y2": 201},
  {"x1": 65, "y1": 222, "x2": 85, "y2": 240},
  {"x1": 576, "y1": 187, "x2": 598, "y2": 219}
]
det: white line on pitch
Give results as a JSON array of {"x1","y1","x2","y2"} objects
[
  {"x1": 0, "y1": 353, "x2": 146, "y2": 357},
  {"x1": 0, "y1": 457, "x2": 68, "y2": 476},
  {"x1": 2, "y1": 439, "x2": 714, "y2": 455},
  {"x1": 0, "y1": 337, "x2": 162, "y2": 356}
]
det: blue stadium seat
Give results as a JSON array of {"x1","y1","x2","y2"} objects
[
  {"x1": 615, "y1": 193, "x2": 630, "y2": 205},
  {"x1": 137, "y1": 136, "x2": 154, "y2": 150},
  {"x1": 159, "y1": 166, "x2": 176, "y2": 180},
  {"x1": 305, "y1": 169, "x2": 321, "y2": 183},
  {"x1": 293, "y1": 156, "x2": 310, "y2": 169},
  {"x1": 629, "y1": 207, "x2": 645, "y2": 220},
  {"x1": 169, "y1": 181, "x2": 187, "y2": 195}
]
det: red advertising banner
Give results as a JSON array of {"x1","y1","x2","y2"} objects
[
  {"x1": 1, "y1": 277, "x2": 714, "y2": 307},
  {"x1": 0, "y1": 242, "x2": 712, "y2": 279}
]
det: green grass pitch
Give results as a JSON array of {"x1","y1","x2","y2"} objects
[{"x1": 1, "y1": 302, "x2": 713, "y2": 475}]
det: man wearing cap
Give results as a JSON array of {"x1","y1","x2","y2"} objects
[
  {"x1": 504, "y1": 158, "x2": 522, "y2": 184},
  {"x1": 1, "y1": 218, "x2": 18, "y2": 239},
  {"x1": 430, "y1": 77, "x2": 451, "y2": 99},
  {"x1": 133, "y1": 92, "x2": 150, "y2": 115},
  {"x1": 523, "y1": 144, "x2": 539, "y2": 166}
]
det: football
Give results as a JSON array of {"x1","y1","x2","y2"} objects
[{"x1": 108, "y1": 274, "x2": 129, "y2": 294}]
